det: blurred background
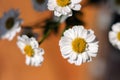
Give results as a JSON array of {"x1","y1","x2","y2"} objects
[{"x1": 0, "y1": 0, "x2": 120, "y2": 80}]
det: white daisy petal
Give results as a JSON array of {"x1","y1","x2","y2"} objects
[
  {"x1": 75, "y1": 54, "x2": 82, "y2": 66},
  {"x1": 59, "y1": 25, "x2": 99, "y2": 66},
  {"x1": 60, "y1": 46, "x2": 72, "y2": 55},
  {"x1": 69, "y1": 52, "x2": 77, "y2": 60},
  {"x1": 71, "y1": 0, "x2": 82, "y2": 4},
  {"x1": 59, "y1": 37, "x2": 72, "y2": 47},
  {"x1": 33, "y1": 55, "x2": 44, "y2": 67},
  {"x1": 17, "y1": 35, "x2": 30, "y2": 44},
  {"x1": 48, "y1": 0, "x2": 82, "y2": 16},
  {"x1": 109, "y1": 32, "x2": 117, "y2": 43},
  {"x1": 65, "y1": 6, "x2": 71, "y2": 12},
  {"x1": 30, "y1": 37, "x2": 39, "y2": 48},
  {"x1": 25, "y1": 56, "x2": 31, "y2": 66},
  {"x1": 31, "y1": 58, "x2": 36, "y2": 66},
  {"x1": 8, "y1": 31, "x2": 16, "y2": 41},
  {"x1": 72, "y1": 4, "x2": 81, "y2": 11},
  {"x1": 81, "y1": 52, "x2": 89, "y2": 63},
  {"x1": 86, "y1": 30, "x2": 96, "y2": 42},
  {"x1": 64, "y1": 28, "x2": 76, "y2": 39},
  {"x1": 22, "y1": 35, "x2": 29, "y2": 40},
  {"x1": 54, "y1": 11, "x2": 62, "y2": 17},
  {"x1": 88, "y1": 45, "x2": 98, "y2": 53},
  {"x1": 77, "y1": 26, "x2": 84, "y2": 37},
  {"x1": 88, "y1": 52, "x2": 97, "y2": 57},
  {"x1": 109, "y1": 22, "x2": 120, "y2": 50},
  {"x1": 117, "y1": 42, "x2": 120, "y2": 49},
  {"x1": 68, "y1": 58, "x2": 75, "y2": 64},
  {"x1": 34, "y1": 48, "x2": 45, "y2": 55},
  {"x1": 87, "y1": 56, "x2": 92, "y2": 62},
  {"x1": 88, "y1": 42, "x2": 99, "y2": 48},
  {"x1": 16, "y1": 27, "x2": 21, "y2": 32},
  {"x1": 81, "y1": 29, "x2": 88, "y2": 39},
  {"x1": 112, "y1": 23, "x2": 120, "y2": 32},
  {"x1": 62, "y1": 52, "x2": 73, "y2": 59},
  {"x1": 17, "y1": 35, "x2": 44, "y2": 67},
  {"x1": 17, "y1": 41, "x2": 26, "y2": 54}
]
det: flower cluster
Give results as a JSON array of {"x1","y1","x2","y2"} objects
[{"x1": 0, "y1": 0, "x2": 100, "y2": 67}]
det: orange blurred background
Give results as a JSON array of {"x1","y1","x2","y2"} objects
[{"x1": 0, "y1": 0, "x2": 112, "y2": 80}]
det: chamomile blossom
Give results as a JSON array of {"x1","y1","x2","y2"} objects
[
  {"x1": 0, "y1": 9, "x2": 22, "y2": 41},
  {"x1": 59, "y1": 25, "x2": 99, "y2": 66},
  {"x1": 48, "y1": 0, "x2": 82, "y2": 17},
  {"x1": 31, "y1": 0, "x2": 48, "y2": 11},
  {"x1": 109, "y1": 23, "x2": 120, "y2": 50},
  {"x1": 17, "y1": 35, "x2": 44, "y2": 67}
]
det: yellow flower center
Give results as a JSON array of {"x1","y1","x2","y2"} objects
[
  {"x1": 72, "y1": 38, "x2": 87, "y2": 53},
  {"x1": 117, "y1": 32, "x2": 120, "y2": 41},
  {"x1": 56, "y1": 0, "x2": 70, "y2": 7},
  {"x1": 24, "y1": 45, "x2": 34, "y2": 57},
  {"x1": 5, "y1": 17, "x2": 14, "y2": 30}
]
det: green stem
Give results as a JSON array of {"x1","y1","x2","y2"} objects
[
  {"x1": 38, "y1": 16, "x2": 63, "y2": 45},
  {"x1": 39, "y1": 29, "x2": 51, "y2": 45},
  {"x1": 61, "y1": 25, "x2": 70, "y2": 36},
  {"x1": 58, "y1": 15, "x2": 62, "y2": 23}
]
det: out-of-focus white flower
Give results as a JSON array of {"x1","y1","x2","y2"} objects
[
  {"x1": 31, "y1": 0, "x2": 48, "y2": 11},
  {"x1": 17, "y1": 35, "x2": 44, "y2": 67},
  {"x1": 59, "y1": 25, "x2": 99, "y2": 66},
  {"x1": 109, "y1": 23, "x2": 120, "y2": 50},
  {"x1": 96, "y1": 5, "x2": 113, "y2": 30},
  {"x1": 0, "y1": 9, "x2": 22, "y2": 41},
  {"x1": 48, "y1": 0, "x2": 82, "y2": 17}
]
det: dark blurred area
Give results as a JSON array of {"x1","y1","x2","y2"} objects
[{"x1": 87, "y1": 0, "x2": 120, "y2": 80}]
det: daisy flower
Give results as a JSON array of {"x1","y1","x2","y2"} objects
[
  {"x1": 17, "y1": 35, "x2": 44, "y2": 67},
  {"x1": 48, "y1": 0, "x2": 82, "y2": 17},
  {"x1": 31, "y1": 0, "x2": 48, "y2": 11},
  {"x1": 109, "y1": 23, "x2": 120, "y2": 50},
  {"x1": 59, "y1": 25, "x2": 99, "y2": 66},
  {"x1": 0, "y1": 9, "x2": 22, "y2": 41}
]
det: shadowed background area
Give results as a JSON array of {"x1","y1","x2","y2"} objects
[{"x1": 0, "y1": 0, "x2": 120, "y2": 80}]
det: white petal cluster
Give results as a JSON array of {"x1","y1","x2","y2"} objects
[
  {"x1": 48, "y1": 0, "x2": 82, "y2": 17},
  {"x1": 59, "y1": 25, "x2": 99, "y2": 66},
  {"x1": 17, "y1": 35, "x2": 44, "y2": 67},
  {"x1": 109, "y1": 23, "x2": 120, "y2": 50}
]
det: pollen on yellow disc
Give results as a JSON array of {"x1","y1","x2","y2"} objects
[
  {"x1": 117, "y1": 32, "x2": 120, "y2": 41},
  {"x1": 56, "y1": 0, "x2": 70, "y2": 7},
  {"x1": 24, "y1": 45, "x2": 34, "y2": 57},
  {"x1": 72, "y1": 38, "x2": 87, "y2": 53}
]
